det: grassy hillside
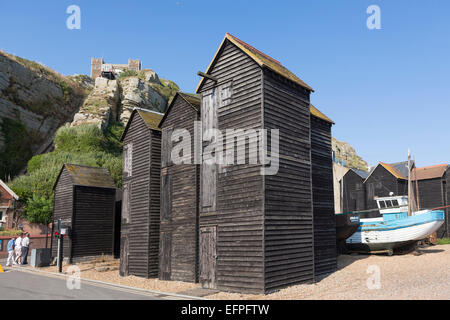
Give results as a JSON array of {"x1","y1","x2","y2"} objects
[{"x1": 8, "y1": 122, "x2": 124, "y2": 225}]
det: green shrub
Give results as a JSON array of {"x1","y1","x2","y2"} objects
[
  {"x1": 0, "y1": 118, "x2": 37, "y2": 181},
  {"x1": 117, "y1": 70, "x2": 138, "y2": 79},
  {"x1": 437, "y1": 238, "x2": 450, "y2": 245},
  {"x1": 9, "y1": 122, "x2": 124, "y2": 223}
]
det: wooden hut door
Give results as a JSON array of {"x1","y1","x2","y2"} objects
[
  {"x1": 160, "y1": 232, "x2": 171, "y2": 280},
  {"x1": 119, "y1": 235, "x2": 129, "y2": 277},
  {"x1": 199, "y1": 226, "x2": 217, "y2": 289},
  {"x1": 201, "y1": 90, "x2": 218, "y2": 212}
]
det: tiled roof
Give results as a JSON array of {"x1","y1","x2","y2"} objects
[
  {"x1": 412, "y1": 164, "x2": 448, "y2": 181},
  {"x1": 379, "y1": 162, "x2": 409, "y2": 180},
  {"x1": 196, "y1": 33, "x2": 313, "y2": 93}
]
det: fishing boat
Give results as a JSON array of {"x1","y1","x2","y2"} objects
[
  {"x1": 346, "y1": 195, "x2": 445, "y2": 255},
  {"x1": 336, "y1": 213, "x2": 360, "y2": 242}
]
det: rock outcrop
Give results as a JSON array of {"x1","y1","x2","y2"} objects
[
  {"x1": 71, "y1": 77, "x2": 120, "y2": 130},
  {"x1": 0, "y1": 51, "x2": 87, "y2": 178},
  {"x1": 0, "y1": 50, "x2": 179, "y2": 179},
  {"x1": 119, "y1": 76, "x2": 167, "y2": 123},
  {"x1": 332, "y1": 137, "x2": 368, "y2": 171}
]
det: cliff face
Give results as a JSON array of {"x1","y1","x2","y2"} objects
[
  {"x1": 0, "y1": 51, "x2": 180, "y2": 180},
  {"x1": 0, "y1": 51, "x2": 87, "y2": 179},
  {"x1": 332, "y1": 137, "x2": 368, "y2": 171}
]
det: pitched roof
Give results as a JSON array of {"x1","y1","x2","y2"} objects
[
  {"x1": 0, "y1": 179, "x2": 19, "y2": 200},
  {"x1": 55, "y1": 164, "x2": 116, "y2": 190},
  {"x1": 196, "y1": 33, "x2": 313, "y2": 93},
  {"x1": 412, "y1": 164, "x2": 448, "y2": 181},
  {"x1": 310, "y1": 104, "x2": 334, "y2": 124},
  {"x1": 158, "y1": 92, "x2": 201, "y2": 128},
  {"x1": 352, "y1": 168, "x2": 370, "y2": 179},
  {"x1": 379, "y1": 162, "x2": 408, "y2": 180},
  {"x1": 121, "y1": 108, "x2": 165, "y2": 141}
]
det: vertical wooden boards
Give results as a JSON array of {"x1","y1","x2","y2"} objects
[
  {"x1": 199, "y1": 226, "x2": 217, "y2": 289},
  {"x1": 310, "y1": 117, "x2": 337, "y2": 278},
  {"x1": 159, "y1": 232, "x2": 171, "y2": 280},
  {"x1": 263, "y1": 69, "x2": 314, "y2": 292},
  {"x1": 72, "y1": 186, "x2": 115, "y2": 258}
]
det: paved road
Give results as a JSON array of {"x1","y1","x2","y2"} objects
[{"x1": 0, "y1": 269, "x2": 163, "y2": 300}]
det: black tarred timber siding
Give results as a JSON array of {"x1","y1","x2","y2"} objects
[
  {"x1": 199, "y1": 40, "x2": 265, "y2": 294},
  {"x1": 198, "y1": 39, "x2": 319, "y2": 294},
  {"x1": 341, "y1": 170, "x2": 366, "y2": 213},
  {"x1": 365, "y1": 166, "x2": 407, "y2": 210},
  {"x1": 72, "y1": 186, "x2": 115, "y2": 258},
  {"x1": 120, "y1": 114, "x2": 161, "y2": 278},
  {"x1": 414, "y1": 175, "x2": 449, "y2": 238},
  {"x1": 310, "y1": 116, "x2": 336, "y2": 278},
  {"x1": 52, "y1": 169, "x2": 73, "y2": 258},
  {"x1": 52, "y1": 167, "x2": 115, "y2": 262},
  {"x1": 159, "y1": 95, "x2": 199, "y2": 282},
  {"x1": 444, "y1": 169, "x2": 450, "y2": 238},
  {"x1": 263, "y1": 69, "x2": 315, "y2": 292}
]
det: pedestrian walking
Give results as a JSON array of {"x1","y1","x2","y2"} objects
[
  {"x1": 6, "y1": 237, "x2": 17, "y2": 266},
  {"x1": 21, "y1": 233, "x2": 30, "y2": 265},
  {"x1": 14, "y1": 234, "x2": 23, "y2": 265}
]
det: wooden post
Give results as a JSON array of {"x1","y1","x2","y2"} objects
[{"x1": 408, "y1": 150, "x2": 411, "y2": 216}]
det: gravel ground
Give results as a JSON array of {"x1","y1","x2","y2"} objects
[
  {"x1": 30, "y1": 245, "x2": 449, "y2": 299},
  {"x1": 209, "y1": 244, "x2": 450, "y2": 300}
]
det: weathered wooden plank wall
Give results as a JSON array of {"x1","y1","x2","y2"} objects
[
  {"x1": 341, "y1": 170, "x2": 366, "y2": 213},
  {"x1": 72, "y1": 186, "x2": 115, "y2": 259},
  {"x1": 121, "y1": 113, "x2": 160, "y2": 278},
  {"x1": 198, "y1": 40, "x2": 265, "y2": 294},
  {"x1": 310, "y1": 116, "x2": 336, "y2": 278},
  {"x1": 263, "y1": 69, "x2": 315, "y2": 291},
  {"x1": 365, "y1": 166, "x2": 406, "y2": 209},
  {"x1": 52, "y1": 169, "x2": 73, "y2": 259},
  {"x1": 159, "y1": 94, "x2": 199, "y2": 282}
]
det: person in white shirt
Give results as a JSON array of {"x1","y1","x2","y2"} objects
[
  {"x1": 14, "y1": 234, "x2": 23, "y2": 265},
  {"x1": 21, "y1": 233, "x2": 30, "y2": 265}
]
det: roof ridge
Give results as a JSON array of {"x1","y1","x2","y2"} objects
[
  {"x1": 226, "y1": 33, "x2": 282, "y2": 66},
  {"x1": 415, "y1": 163, "x2": 448, "y2": 170}
]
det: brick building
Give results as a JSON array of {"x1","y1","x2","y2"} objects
[{"x1": 0, "y1": 179, "x2": 18, "y2": 229}]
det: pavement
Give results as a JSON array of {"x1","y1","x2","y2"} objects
[{"x1": 0, "y1": 268, "x2": 167, "y2": 300}]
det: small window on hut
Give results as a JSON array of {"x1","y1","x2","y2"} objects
[
  {"x1": 220, "y1": 82, "x2": 233, "y2": 107},
  {"x1": 392, "y1": 199, "x2": 399, "y2": 207},
  {"x1": 161, "y1": 173, "x2": 172, "y2": 221},
  {"x1": 122, "y1": 183, "x2": 131, "y2": 224},
  {"x1": 379, "y1": 201, "x2": 386, "y2": 208},
  {"x1": 124, "y1": 143, "x2": 133, "y2": 177},
  {"x1": 162, "y1": 127, "x2": 174, "y2": 168}
]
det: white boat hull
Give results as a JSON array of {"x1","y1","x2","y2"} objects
[{"x1": 346, "y1": 220, "x2": 444, "y2": 251}]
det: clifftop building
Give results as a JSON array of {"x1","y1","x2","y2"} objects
[{"x1": 91, "y1": 58, "x2": 141, "y2": 79}]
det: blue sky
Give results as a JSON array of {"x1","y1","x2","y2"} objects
[{"x1": 1, "y1": 0, "x2": 449, "y2": 168}]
